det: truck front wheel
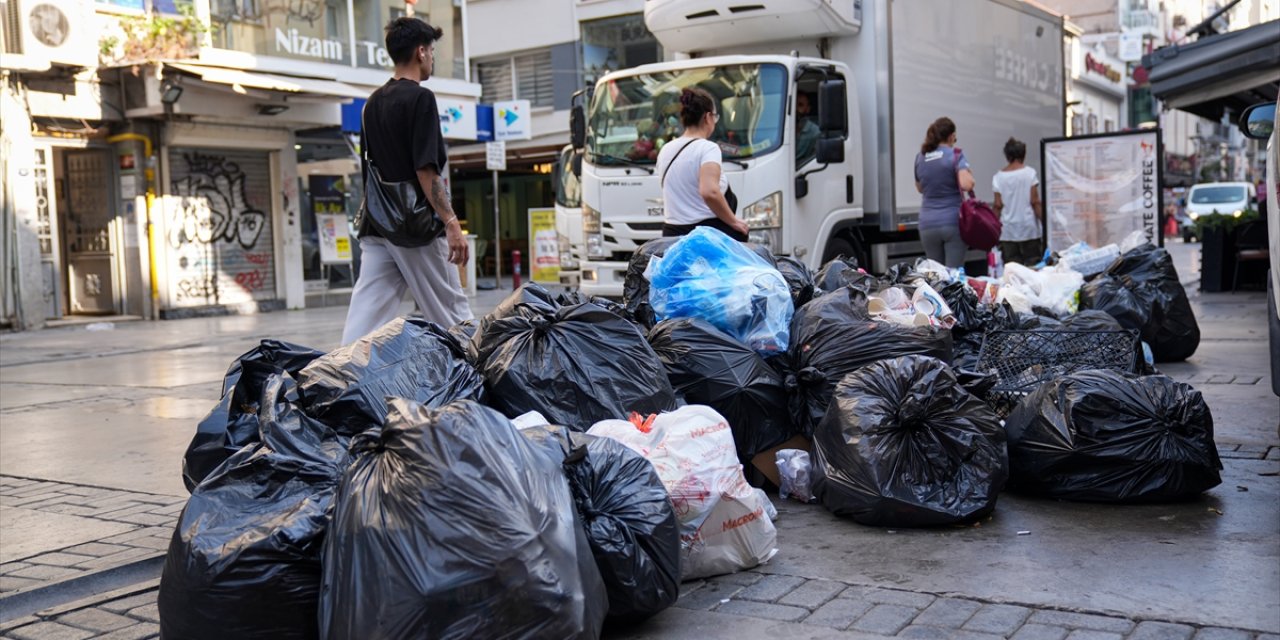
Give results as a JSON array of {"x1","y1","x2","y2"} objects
[{"x1": 822, "y1": 235, "x2": 870, "y2": 271}]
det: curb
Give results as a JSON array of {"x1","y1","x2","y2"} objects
[{"x1": 0, "y1": 553, "x2": 164, "y2": 623}]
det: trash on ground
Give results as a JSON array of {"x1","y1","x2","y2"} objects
[
  {"x1": 1080, "y1": 243, "x2": 1200, "y2": 362},
  {"x1": 776, "y1": 449, "x2": 815, "y2": 503}
]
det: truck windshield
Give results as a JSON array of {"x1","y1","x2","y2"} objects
[
  {"x1": 587, "y1": 63, "x2": 787, "y2": 165},
  {"x1": 1190, "y1": 186, "x2": 1247, "y2": 204}
]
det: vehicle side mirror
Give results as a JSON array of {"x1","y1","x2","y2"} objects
[
  {"x1": 1238, "y1": 102, "x2": 1275, "y2": 140},
  {"x1": 818, "y1": 79, "x2": 848, "y2": 134},
  {"x1": 570, "y1": 104, "x2": 586, "y2": 150},
  {"x1": 816, "y1": 137, "x2": 844, "y2": 164},
  {"x1": 571, "y1": 150, "x2": 582, "y2": 178}
]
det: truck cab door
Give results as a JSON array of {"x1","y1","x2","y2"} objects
[{"x1": 792, "y1": 70, "x2": 854, "y2": 264}]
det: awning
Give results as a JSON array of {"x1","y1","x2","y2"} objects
[
  {"x1": 168, "y1": 63, "x2": 370, "y2": 100},
  {"x1": 1143, "y1": 20, "x2": 1280, "y2": 121}
]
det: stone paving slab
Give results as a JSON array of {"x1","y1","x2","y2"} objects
[{"x1": 0, "y1": 477, "x2": 179, "y2": 597}]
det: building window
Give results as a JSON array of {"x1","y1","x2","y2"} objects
[
  {"x1": 477, "y1": 51, "x2": 554, "y2": 107},
  {"x1": 353, "y1": 3, "x2": 464, "y2": 77},
  {"x1": 582, "y1": 14, "x2": 661, "y2": 86},
  {"x1": 210, "y1": 0, "x2": 353, "y2": 66},
  {"x1": 1071, "y1": 113, "x2": 1084, "y2": 136},
  {"x1": 1087, "y1": 114, "x2": 1098, "y2": 134}
]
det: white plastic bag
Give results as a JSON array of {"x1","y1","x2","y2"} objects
[
  {"x1": 587, "y1": 405, "x2": 778, "y2": 580},
  {"x1": 997, "y1": 263, "x2": 1083, "y2": 317},
  {"x1": 776, "y1": 449, "x2": 815, "y2": 503}
]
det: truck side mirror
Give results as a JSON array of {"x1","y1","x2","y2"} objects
[
  {"x1": 816, "y1": 138, "x2": 844, "y2": 164},
  {"x1": 1238, "y1": 102, "x2": 1276, "y2": 140},
  {"x1": 570, "y1": 104, "x2": 586, "y2": 150},
  {"x1": 818, "y1": 79, "x2": 848, "y2": 134},
  {"x1": 571, "y1": 150, "x2": 582, "y2": 178}
]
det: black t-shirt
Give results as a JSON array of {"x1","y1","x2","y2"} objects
[{"x1": 359, "y1": 78, "x2": 448, "y2": 237}]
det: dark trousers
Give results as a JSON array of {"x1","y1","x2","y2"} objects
[
  {"x1": 662, "y1": 217, "x2": 748, "y2": 242},
  {"x1": 1000, "y1": 238, "x2": 1044, "y2": 266}
]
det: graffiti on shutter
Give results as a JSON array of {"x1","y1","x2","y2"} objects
[{"x1": 166, "y1": 149, "x2": 276, "y2": 308}]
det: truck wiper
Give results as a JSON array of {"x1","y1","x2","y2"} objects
[
  {"x1": 592, "y1": 153, "x2": 655, "y2": 174},
  {"x1": 723, "y1": 158, "x2": 749, "y2": 168}
]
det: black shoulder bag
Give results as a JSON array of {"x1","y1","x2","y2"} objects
[{"x1": 355, "y1": 108, "x2": 446, "y2": 248}]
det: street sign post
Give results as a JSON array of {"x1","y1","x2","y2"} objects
[{"x1": 487, "y1": 140, "x2": 507, "y2": 286}]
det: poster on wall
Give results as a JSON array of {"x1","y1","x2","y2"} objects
[
  {"x1": 528, "y1": 207, "x2": 560, "y2": 284},
  {"x1": 1041, "y1": 129, "x2": 1163, "y2": 253},
  {"x1": 309, "y1": 175, "x2": 351, "y2": 264}
]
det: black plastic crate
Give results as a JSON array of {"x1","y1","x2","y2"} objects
[{"x1": 976, "y1": 330, "x2": 1141, "y2": 417}]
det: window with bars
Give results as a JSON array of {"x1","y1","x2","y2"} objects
[{"x1": 476, "y1": 50, "x2": 555, "y2": 108}]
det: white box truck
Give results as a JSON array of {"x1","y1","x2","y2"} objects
[{"x1": 569, "y1": 0, "x2": 1065, "y2": 297}]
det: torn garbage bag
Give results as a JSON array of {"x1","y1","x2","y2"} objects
[
  {"x1": 812, "y1": 355, "x2": 1008, "y2": 526},
  {"x1": 814, "y1": 257, "x2": 878, "y2": 295},
  {"x1": 589, "y1": 406, "x2": 778, "y2": 580},
  {"x1": 788, "y1": 286, "x2": 953, "y2": 437},
  {"x1": 521, "y1": 426, "x2": 681, "y2": 622},
  {"x1": 647, "y1": 318, "x2": 794, "y2": 461},
  {"x1": 161, "y1": 374, "x2": 350, "y2": 640},
  {"x1": 320, "y1": 399, "x2": 607, "y2": 640},
  {"x1": 477, "y1": 295, "x2": 676, "y2": 430},
  {"x1": 646, "y1": 227, "x2": 793, "y2": 355},
  {"x1": 183, "y1": 339, "x2": 325, "y2": 492},
  {"x1": 1080, "y1": 244, "x2": 1200, "y2": 362},
  {"x1": 1004, "y1": 369, "x2": 1221, "y2": 502},
  {"x1": 296, "y1": 317, "x2": 484, "y2": 436}
]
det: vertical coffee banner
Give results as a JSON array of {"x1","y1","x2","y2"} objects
[{"x1": 1041, "y1": 129, "x2": 1163, "y2": 252}]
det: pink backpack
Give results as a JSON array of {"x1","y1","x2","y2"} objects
[{"x1": 953, "y1": 148, "x2": 1001, "y2": 251}]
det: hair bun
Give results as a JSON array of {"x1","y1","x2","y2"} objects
[{"x1": 679, "y1": 90, "x2": 693, "y2": 106}]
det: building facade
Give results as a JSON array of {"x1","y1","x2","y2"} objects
[{"x1": 1, "y1": 0, "x2": 484, "y2": 330}]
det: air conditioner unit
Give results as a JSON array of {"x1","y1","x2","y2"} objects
[{"x1": 1, "y1": 0, "x2": 96, "y2": 71}]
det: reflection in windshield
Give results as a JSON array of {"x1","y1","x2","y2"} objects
[
  {"x1": 1190, "y1": 186, "x2": 1247, "y2": 205},
  {"x1": 587, "y1": 64, "x2": 787, "y2": 165},
  {"x1": 556, "y1": 148, "x2": 580, "y2": 208}
]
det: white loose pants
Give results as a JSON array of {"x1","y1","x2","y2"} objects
[{"x1": 341, "y1": 236, "x2": 473, "y2": 345}]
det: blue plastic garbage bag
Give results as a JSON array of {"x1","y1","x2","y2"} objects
[{"x1": 645, "y1": 227, "x2": 793, "y2": 354}]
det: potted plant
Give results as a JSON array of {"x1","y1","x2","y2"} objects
[{"x1": 1195, "y1": 209, "x2": 1259, "y2": 292}]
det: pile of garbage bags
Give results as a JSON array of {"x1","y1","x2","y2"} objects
[
  {"x1": 811, "y1": 355, "x2": 1008, "y2": 526},
  {"x1": 589, "y1": 406, "x2": 779, "y2": 580},
  {"x1": 1004, "y1": 369, "x2": 1221, "y2": 502}
]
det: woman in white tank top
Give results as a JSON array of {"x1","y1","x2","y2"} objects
[{"x1": 655, "y1": 87, "x2": 750, "y2": 241}]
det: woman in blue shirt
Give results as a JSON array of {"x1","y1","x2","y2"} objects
[{"x1": 914, "y1": 117, "x2": 975, "y2": 268}]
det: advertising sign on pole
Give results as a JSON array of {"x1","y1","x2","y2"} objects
[
  {"x1": 528, "y1": 207, "x2": 560, "y2": 284},
  {"x1": 486, "y1": 140, "x2": 507, "y2": 171},
  {"x1": 1041, "y1": 129, "x2": 1163, "y2": 253},
  {"x1": 494, "y1": 100, "x2": 533, "y2": 141}
]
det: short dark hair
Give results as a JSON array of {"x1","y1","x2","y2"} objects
[
  {"x1": 679, "y1": 87, "x2": 716, "y2": 128},
  {"x1": 1003, "y1": 137, "x2": 1027, "y2": 162},
  {"x1": 385, "y1": 17, "x2": 443, "y2": 65}
]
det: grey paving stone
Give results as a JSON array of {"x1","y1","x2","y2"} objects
[
  {"x1": 849, "y1": 604, "x2": 921, "y2": 636},
  {"x1": 964, "y1": 603, "x2": 1033, "y2": 635},
  {"x1": 0, "y1": 575, "x2": 42, "y2": 592},
  {"x1": 674, "y1": 581, "x2": 743, "y2": 611},
  {"x1": 125, "y1": 603, "x2": 160, "y2": 623},
  {"x1": 1254, "y1": 633, "x2": 1280, "y2": 640},
  {"x1": 56, "y1": 486, "x2": 115, "y2": 498},
  {"x1": 89, "y1": 623, "x2": 160, "y2": 640},
  {"x1": 0, "y1": 617, "x2": 39, "y2": 634},
  {"x1": 706, "y1": 571, "x2": 763, "y2": 587},
  {"x1": 90, "y1": 503, "x2": 158, "y2": 520},
  {"x1": 147, "y1": 503, "x2": 187, "y2": 517},
  {"x1": 778, "y1": 579, "x2": 846, "y2": 609},
  {"x1": 56, "y1": 608, "x2": 138, "y2": 633},
  {"x1": 1192, "y1": 627, "x2": 1256, "y2": 640},
  {"x1": 1220, "y1": 450, "x2": 1267, "y2": 460},
  {"x1": 38, "y1": 503, "x2": 102, "y2": 517},
  {"x1": 1203, "y1": 374, "x2": 1235, "y2": 384},
  {"x1": 735, "y1": 574, "x2": 806, "y2": 603},
  {"x1": 74, "y1": 547, "x2": 160, "y2": 571},
  {"x1": 1127, "y1": 621, "x2": 1195, "y2": 640},
  {"x1": 912, "y1": 597, "x2": 983, "y2": 628},
  {"x1": 62, "y1": 542, "x2": 132, "y2": 557},
  {"x1": 1216, "y1": 443, "x2": 1241, "y2": 451},
  {"x1": 121, "y1": 535, "x2": 172, "y2": 552},
  {"x1": 1267, "y1": 447, "x2": 1280, "y2": 461},
  {"x1": 899, "y1": 627, "x2": 1006, "y2": 640},
  {"x1": 8, "y1": 492, "x2": 72, "y2": 508},
  {"x1": 0, "y1": 562, "x2": 34, "y2": 574},
  {"x1": 1028, "y1": 611, "x2": 1135, "y2": 634},
  {"x1": 716, "y1": 599, "x2": 809, "y2": 622},
  {"x1": 802, "y1": 598, "x2": 873, "y2": 629},
  {"x1": 1064, "y1": 630, "x2": 1124, "y2": 640},
  {"x1": 109, "y1": 512, "x2": 174, "y2": 527},
  {"x1": 861, "y1": 588, "x2": 938, "y2": 609},
  {"x1": 5, "y1": 621, "x2": 95, "y2": 640},
  {"x1": 27, "y1": 552, "x2": 96, "y2": 567},
  {"x1": 100, "y1": 592, "x2": 160, "y2": 614},
  {"x1": 6, "y1": 563, "x2": 81, "y2": 580},
  {"x1": 1232, "y1": 376, "x2": 1262, "y2": 385},
  {"x1": 97, "y1": 528, "x2": 165, "y2": 545},
  {"x1": 1010, "y1": 624, "x2": 1070, "y2": 640}
]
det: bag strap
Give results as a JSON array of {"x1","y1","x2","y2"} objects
[
  {"x1": 951, "y1": 146, "x2": 975, "y2": 199},
  {"x1": 661, "y1": 138, "x2": 698, "y2": 187}
]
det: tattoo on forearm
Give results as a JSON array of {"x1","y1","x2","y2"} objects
[{"x1": 429, "y1": 175, "x2": 455, "y2": 217}]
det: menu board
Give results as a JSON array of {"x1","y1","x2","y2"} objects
[{"x1": 1042, "y1": 129, "x2": 1163, "y2": 252}]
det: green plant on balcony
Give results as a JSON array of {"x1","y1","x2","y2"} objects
[{"x1": 100, "y1": 5, "x2": 211, "y2": 69}]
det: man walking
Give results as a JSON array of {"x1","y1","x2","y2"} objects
[{"x1": 341, "y1": 17, "x2": 471, "y2": 345}]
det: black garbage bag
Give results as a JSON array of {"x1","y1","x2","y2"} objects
[
  {"x1": 559, "y1": 290, "x2": 634, "y2": 321},
  {"x1": 814, "y1": 257, "x2": 877, "y2": 295},
  {"x1": 623, "y1": 238, "x2": 682, "y2": 328},
  {"x1": 478, "y1": 297, "x2": 676, "y2": 430},
  {"x1": 950, "y1": 301, "x2": 1019, "y2": 372},
  {"x1": 774, "y1": 256, "x2": 817, "y2": 308},
  {"x1": 788, "y1": 286, "x2": 953, "y2": 436},
  {"x1": 1061, "y1": 309, "x2": 1124, "y2": 331},
  {"x1": 297, "y1": 317, "x2": 484, "y2": 436},
  {"x1": 1080, "y1": 244, "x2": 1200, "y2": 362},
  {"x1": 320, "y1": 399, "x2": 607, "y2": 640},
  {"x1": 183, "y1": 340, "x2": 325, "y2": 492},
  {"x1": 812, "y1": 355, "x2": 1008, "y2": 526},
  {"x1": 521, "y1": 426, "x2": 681, "y2": 622},
  {"x1": 648, "y1": 318, "x2": 794, "y2": 460},
  {"x1": 1004, "y1": 369, "x2": 1221, "y2": 502},
  {"x1": 938, "y1": 280, "x2": 981, "y2": 332},
  {"x1": 447, "y1": 319, "x2": 481, "y2": 364},
  {"x1": 161, "y1": 374, "x2": 350, "y2": 639}
]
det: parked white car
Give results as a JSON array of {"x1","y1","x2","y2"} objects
[{"x1": 1185, "y1": 181, "x2": 1257, "y2": 220}]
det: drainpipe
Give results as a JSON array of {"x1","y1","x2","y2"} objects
[{"x1": 106, "y1": 133, "x2": 159, "y2": 320}]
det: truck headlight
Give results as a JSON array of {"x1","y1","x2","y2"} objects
[
  {"x1": 748, "y1": 228, "x2": 782, "y2": 251},
  {"x1": 1189, "y1": 211, "x2": 1198, "y2": 219},
  {"x1": 741, "y1": 191, "x2": 782, "y2": 229},
  {"x1": 583, "y1": 204, "x2": 607, "y2": 259}
]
